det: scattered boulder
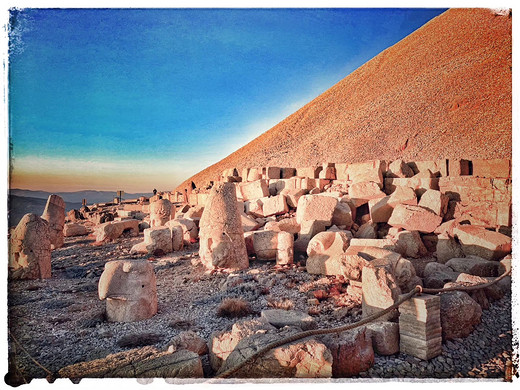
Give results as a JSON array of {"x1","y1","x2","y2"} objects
[
  {"x1": 439, "y1": 291, "x2": 482, "y2": 340},
  {"x1": 418, "y1": 189, "x2": 449, "y2": 217},
  {"x1": 63, "y1": 223, "x2": 88, "y2": 237},
  {"x1": 199, "y1": 183, "x2": 249, "y2": 270},
  {"x1": 446, "y1": 256, "x2": 499, "y2": 277},
  {"x1": 261, "y1": 309, "x2": 316, "y2": 330},
  {"x1": 281, "y1": 188, "x2": 308, "y2": 208},
  {"x1": 166, "y1": 331, "x2": 208, "y2": 356},
  {"x1": 306, "y1": 231, "x2": 351, "y2": 276},
  {"x1": 393, "y1": 230, "x2": 427, "y2": 258},
  {"x1": 354, "y1": 221, "x2": 378, "y2": 239},
  {"x1": 368, "y1": 196, "x2": 392, "y2": 223},
  {"x1": 453, "y1": 225, "x2": 512, "y2": 261},
  {"x1": 219, "y1": 327, "x2": 332, "y2": 378},
  {"x1": 170, "y1": 225, "x2": 184, "y2": 251},
  {"x1": 423, "y1": 262, "x2": 460, "y2": 288},
  {"x1": 67, "y1": 209, "x2": 83, "y2": 222},
  {"x1": 387, "y1": 204, "x2": 442, "y2": 233},
  {"x1": 184, "y1": 206, "x2": 204, "y2": 219},
  {"x1": 94, "y1": 219, "x2": 139, "y2": 242},
  {"x1": 436, "y1": 233, "x2": 465, "y2": 263},
  {"x1": 319, "y1": 327, "x2": 374, "y2": 377},
  {"x1": 8, "y1": 213, "x2": 52, "y2": 280},
  {"x1": 209, "y1": 318, "x2": 276, "y2": 372},
  {"x1": 41, "y1": 194, "x2": 65, "y2": 249},
  {"x1": 98, "y1": 260, "x2": 158, "y2": 322},
  {"x1": 366, "y1": 321, "x2": 399, "y2": 355},
  {"x1": 387, "y1": 186, "x2": 418, "y2": 208}
]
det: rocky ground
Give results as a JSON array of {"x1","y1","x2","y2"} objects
[{"x1": 7, "y1": 231, "x2": 515, "y2": 382}]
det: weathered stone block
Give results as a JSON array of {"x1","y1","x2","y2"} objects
[
  {"x1": 387, "y1": 204, "x2": 442, "y2": 233},
  {"x1": 453, "y1": 225, "x2": 511, "y2": 260},
  {"x1": 306, "y1": 231, "x2": 351, "y2": 275},
  {"x1": 261, "y1": 194, "x2": 289, "y2": 217},
  {"x1": 240, "y1": 180, "x2": 269, "y2": 201}
]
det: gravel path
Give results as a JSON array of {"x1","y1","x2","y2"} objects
[{"x1": 7, "y1": 233, "x2": 515, "y2": 382}]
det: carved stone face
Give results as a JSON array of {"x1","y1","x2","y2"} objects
[
  {"x1": 150, "y1": 199, "x2": 172, "y2": 227},
  {"x1": 98, "y1": 260, "x2": 157, "y2": 322}
]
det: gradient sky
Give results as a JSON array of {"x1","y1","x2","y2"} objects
[{"x1": 8, "y1": 8, "x2": 446, "y2": 193}]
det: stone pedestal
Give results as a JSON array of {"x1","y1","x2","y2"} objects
[{"x1": 398, "y1": 294, "x2": 442, "y2": 360}]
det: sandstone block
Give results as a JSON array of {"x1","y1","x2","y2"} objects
[
  {"x1": 94, "y1": 219, "x2": 139, "y2": 242},
  {"x1": 306, "y1": 231, "x2": 351, "y2": 275},
  {"x1": 453, "y1": 225, "x2": 511, "y2": 260},
  {"x1": 384, "y1": 178, "x2": 439, "y2": 196},
  {"x1": 387, "y1": 204, "x2": 442, "y2": 233},
  {"x1": 409, "y1": 160, "x2": 448, "y2": 177},
  {"x1": 98, "y1": 260, "x2": 157, "y2": 322},
  {"x1": 63, "y1": 223, "x2": 88, "y2": 237},
  {"x1": 41, "y1": 194, "x2": 65, "y2": 249},
  {"x1": 346, "y1": 160, "x2": 384, "y2": 186},
  {"x1": 170, "y1": 225, "x2": 184, "y2": 251},
  {"x1": 332, "y1": 201, "x2": 353, "y2": 228},
  {"x1": 386, "y1": 159, "x2": 414, "y2": 178},
  {"x1": 348, "y1": 182, "x2": 386, "y2": 203},
  {"x1": 447, "y1": 159, "x2": 471, "y2": 176},
  {"x1": 240, "y1": 180, "x2": 269, "y2": 201},
  {"x1": 199, "y1": 183, "x2": 248, "y2": 270},
  {"x1": 261, "y1": 194, "x2": 289, "y2": 217},
  {"x1": 9, "y1": 214, "x2": 52, "y2": 280},
  {"x1": 349, "y1": 238, "x2": 397, "y2": 251},
  {"x1": 368, "y1": 196, "x2": 392, "y2": 223},
  {"x1": 250, "y1": 230, "x2": 294, "y2": 265},
  {"x1": 394, "y1": 230, "x2": 427, "y2": 258},
  {"x1": 418, "y1": 189, "x2": 449, "y2": 217},
  {"x1": 280, "y1": 188, "x2": 307, "y2": 208},
  {"x1": 247, "y1": 168, "x2": 262, "y2": 182},
  {"x1": 472, "y1": 159, "x2": 511, "y2": 179},
  {"x1": 166, "y1": 219, "x2": 198, "y2": 245},
  {"x1": 264, "y1": 166, "x2": 281, "y2": 179},
  {"x1": 280, "y1": 167, "x2": 296, "y2": 179},
  {"x1": 366, "y1": 321, "x2": 399, "y2": 355},
  {"x1": 387, "y1": 186, "x2": 418, "y2": 208},
  {"x1": 354, "y1": 221, "x2": 377, "y2": 239},
  {"x1": 296, "y1": 166, "x2": 321, "y2": 178},
  {"x1": 361, "y1": 259, "x2": 401, "y2": 322},
  {"x1": 296, "y1": 195, "x2": 338, "y2": 226},
  {"x1": 319, "y1": 166, "x2": 336, "y2": 180}
]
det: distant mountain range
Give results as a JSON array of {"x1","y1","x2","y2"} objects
[
  {"x1": 8, "y1": 189, "x2": 154, "y2": 228},
  {"x1": 9, "y1": 189, "x2": 154, "y2": 205}
]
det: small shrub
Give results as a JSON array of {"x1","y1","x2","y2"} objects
[
  {"x1": 267, "y1": 297, "x2": 294, "y2": 310},
  {"x1": 217, "y1": 298, "x2": 252, "y2": 318},
  {"x1": 117, "y1": 332, "x2": 163, "y2": 348}
]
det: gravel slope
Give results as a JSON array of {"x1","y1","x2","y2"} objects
[{"x1": 176, "y1": 8, "x2": 511, "y2": 193}]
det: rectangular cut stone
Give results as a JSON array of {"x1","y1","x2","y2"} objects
[
  {"x1": 247, "y1": 168, "x2": 263, "y2": 182},
  {"x1": 296, "y1": 167, "x2": 321, "y2": 178},
  {"x1": 492, "y1": 179, "x2": 512, "y2": 203},
  {"x1": 384, "y1": 178, "x2": 439, "y2": 196},
  {"x1": 261, "y1": 194, "x2": 289, "y2": 217},
  {"x1": 188, "y1": 193, "x2": 198, "y2": 205},
  {"x1": 453, "y1": 202, "x2": 498, "y2": 228},
  {"x1": 472, "y1": 159, "x2": 511, "y2": 179},
  {"x1": 497, "y1": 202, "x2": 512, "y2": 226},
  {"x1": 264, "y1": 166, "x2": 281, "y2": 179},
  {"x1": 448, "y1": 159, "x2": 471, "y2": 176},
  {"x1": 335, "y1": 163, "x2": 349, "y2": 180},
  {"x1": 347, "y1": 160, "x2": 384, "y2": 186},
  {"x1": 349, "y1": 238, "x2": 397, "y2": 251},
  {"x1": 398, "y1": 294, "x2": 441, "y2": 360},
  {"x1": 453, "y1": 225, "x2": 512, "y2": 260},
  {"x1": 301, "y1": 178, "x2": 316, "y2": 190},
  {"x1": 369, "y1": 196, "x2": 393, "y2": 223},
  {"x1": 319, "y1": 166, "x2": 336, "y2": 180},
  {"x1": 349, "y1": 181, "x2": 386, "y2": 202},
  {"x1": 330, "y1": 180, "x2": 350, "y2": 192},
  {"x1": 408, "y1": 160, "x2": 448, "y2": 177},
  {"x1": 240, "y1": 180, "x2": 269, "y2": 201},
  {"x1": 280, "y1": 167, "x2": 296, "y2": 179}
]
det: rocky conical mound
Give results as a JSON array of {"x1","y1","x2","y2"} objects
[{"x1": 176, "y1": 8, "x2": 511, "y2": 192}]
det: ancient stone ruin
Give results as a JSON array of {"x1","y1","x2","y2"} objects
[{"x1": 41, "y1": 194, "x2": 65, "y2": 249}]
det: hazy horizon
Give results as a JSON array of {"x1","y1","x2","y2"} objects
[{"x1": 8, "y1": 8, "x2": 445, "y2": 193}]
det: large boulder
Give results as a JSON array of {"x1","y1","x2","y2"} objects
[
  {"x1": 387, "y1": 204, "x2": 442, "y2": 233},
  {"x1": 63, "y1": 223, "x2": 88, "y2": 237},
  {"x1": 296, "y1": 195, "x2": 338, "y2": 226},
  {"x1": 306, "y1": 231, "x2": 351, "y2": 275},
  {"x1": 445, "y1": 256, "x2": 499, "y2": 277},
  {"x1": 150, "y1": 198, "x2": 173, "y2": 227},
  {"x1": 94, "y1": 219, "x2": 139, "y2": 242},
  {"x1": 453, "y1": 225, "x2": 512, "y2": 261},
  {"x1": 209, "y1": 318, "x2": 276, "y2": 372},
  {"x1": 199, "y1": 183, "x2": 249, "y2": 270},
  {"x1": 319, "y1": 327, "x2": 374, "y2": 377},
  {"x1": 418, "y1": 189, "x2": 449, "y2": 217},
  {"x1": 41, "y1": 194, "x2": 65, "y2": 249},
  {"x1": 439, "y1": 291, "x2": 482, "y2": 340},
  {"x1": 361, "y1": 258, "x2": 401, "y2": 322},
  {"x1": 366, "y1": 321, "x2": 399, "y2": 356},
  {"x1": 219, "y1": 327, "x2": 332, "y2": 378},
  {"x1": 8, "y1": 213, "x2": 52, "y2": 280},
  {"x1": 98, "y1": 260, "x2": 157, "y2": 322}
]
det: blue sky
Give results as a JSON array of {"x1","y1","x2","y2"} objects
[{"x1": 8, "y1": 8, "x2": 446, "y2": 192}]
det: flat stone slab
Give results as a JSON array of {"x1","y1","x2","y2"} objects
[{"x1": 261, "y1": 309, "x2": 316, "y2": 330}]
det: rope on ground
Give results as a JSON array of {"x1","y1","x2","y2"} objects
[
  {"x1": 8, "y1": 329, "x2": 55, "y2": 379},
  {"x1": 215, "y1": 268, "x2": 512, "y2": 379}
]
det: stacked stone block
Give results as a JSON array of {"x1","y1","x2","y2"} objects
[{"x1": 399, "y1": 294, "x2": 442, "y2": 360}]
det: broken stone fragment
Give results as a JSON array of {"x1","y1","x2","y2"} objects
[
  {"x1": 306, "y1": 231, "x2": 351, "y2": 276},
  {"x1": 98, "y1": 260, "x2": 158, "y2": 322},
  {"x1": 63, "y1": 223, "x2": 88, "y2": 237},
  {"x1": 94, "y1": 219, "x2": 139, "y2": 242},
  {"x1": 387, "y1": 204, "x2": 442, "y2": 233},
  {"x1": 453, "y1": 225, "x2": 511, "y2": 261},
  {"x1": 418, "y1": 189, "x2": 449, "y2": 217}
]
